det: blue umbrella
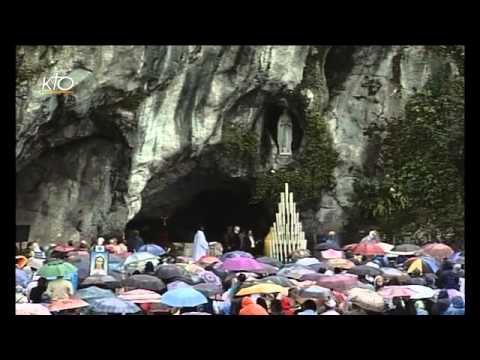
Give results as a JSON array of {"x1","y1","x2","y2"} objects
[
  {"x1": 420, "y1": 256, "x2": 440, "y2": 273},
  {"x1": 89, "y1": 297, "x2": 141, "y2": 314},
  {"x1": 220, "y1": 251, "x2": 254, "y2": 262},
  {"x1": 16, "y1": 268, "x2": 30, "y2": 288},
  {"x1": 76, "y1": 286, "x2": 116, "y2": 301},
  {"x1": 138, "y1": 244, "x2": 166, "y2": 256},
  {"x1": 160, "y1": 287, "x2": 208, "y2": 307}
]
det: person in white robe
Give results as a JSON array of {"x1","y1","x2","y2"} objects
[{"x1": 192, "y1": 226, "x2": 209, "y2": 261}]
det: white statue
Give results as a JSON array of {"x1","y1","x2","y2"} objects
[{"x1": 277, "y1": 109, "x2": 293, "y2": 155}]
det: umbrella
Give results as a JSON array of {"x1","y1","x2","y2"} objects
[
  {"x1": 16, "y1": 268, "x2": 30, "y2": 288},
  {"x1": 48, "y1": 298, "x2": 90, "y2": 312},
  {"x1": 198, "y1": 270, "x2": 222, "y2": 286},
  {"x1": 181, "y1": 312, "x2": 212, "y2": 315},
  {"x1": 123, "y1": 274, "x2": 166, "y2": 292},
  {"x1": 220, "y1": 251, "x2": 254, "y2": 261},
  {"x1": 315, "y1": 274, "x2": 359, "y2": 291},
  {"x1": 260, "y1": 276, "x2": 295, "y2": 288},
  {"x1": 81, "y1": 275, "x2": 121, "y2": 289},
  {"x1": 434, "y1": 289, "x2": 465, "y2": 301},
  {"x1": 251, "y1": 264, "x2": 279, "y2": 276},
  {"x1": 176, "y1": 256, "x2": 194, "y2": 264},
  {"x1": 236, "y1": 283, "x2": 289, "y2": 297},
  {"x1": 138, "y1": 244, "x2": 166, "y2": 256},
  {"x1": 405, "y1": 258, "x2": 435, "y2": 275},
  {"x1": 123, "y1": 252, "x2": 159, "y2": 272},
  {"x1": 27, "y1": 257, "x2": 45, "y2": 270},
  {"x1": 347, "y1": 265, "x2": 383, "y2": 277},
  {"x1": 155, "y1": 264, "x2": 188, "y2": 281},
  {"x1": 16, "y1": 303, "x2": 51, "y2": 315},
  {"x1": 180, "y1": 263, "x2": 205, "y2": 274},
  {"x1": 394, "y1": 244, "x2": 421, "y2": 252},
  {"x1": 256, "y1": 256, "x2": 283, "y2": 268},
  {"x1": 75, "y1": 286, "x2": 115, "y2": 301},
  {"x1": 296, "y1": 257, "x2": 320, "y2": 266},
  {"x1": 16, "y1": 256, "x2": 28, "y2": 269},
  {"x1": 89, "y1": 297, "x2": 142, "y2": 314},
  {"x1": 348, "y1": 288, "x2": 385, "y2": 312},
  {"x1": 118, "y1": 289, "x2": 162, "y2": 303},
  {"x1": 167, "y1": 281, "x2": 192, "y2": 291},
  {"x1": 326, "y1": 258, "x2": 355, "y2": 270},
  {"x1": 406, "y1": 277, "x2": 427, "y2": 286},
  {"x1": 53, "y1": 245, "x2": 76, "y2": 253},
  {"x1": 420, "y1": 243, "x2": 454, "y2": 260},
  {"x1": 342, "y1": 243, "x2": 358, "y2": 251},
  {"x1": 221, "y1": 257, "x2": 265, "y2": 272},
  {"x1": 198, "y1": 256, "x2": 221, "y2": 266},
  {"x1": 169, "y1": 274, "x2": 203, "y2": 286},
  {"x1": 160, "y1": 287, "x2": 208, "y2": 307},
  {"x1": 315, "y1": 242, "x2": 342, "y2": 251},
  {"x1": 37, "y1": 260, "x2": 78, "y2": 278},
  {"x1": 381, "y1": 267, "x2": 407, "y2": 279},
  {"x1": 420, "y1": 256, "x2": 440, "y2": 273},
  {"x1": 300, "y1": 273, "x2": 329, "y2": 282},
  {"x1": 192, "y1": 283, "x2": 224, "y2": 297},
  {"x1": 352, "y1": 243, "x2": 385, "y2": 256},
  {"x1": 449, "y1": 252, "x2": 465, "y2": 265},
  {"x1": 406, "y1": 285, "x2": 436, "y2": 300},
  {"x1": 307, "y1": 262, "x2": 328, "y2": 273},
  {"x1": 378, "y1": 286, "x2": 415, "y2": 299},
  {"x1": 298, "y1": 285, "x2": 331, "y2": 300},
  {"x1": 277, "y1": 265, "x2": 316, "y2": 280},
  {"x1": 377, "y1": 242, "x2": 395, "y2": 252},
  {"x1": 291, "y1": 249, "x2": 312, "y2": 261},
  {"x1": 320, "y1": 249, "x2": 344, "y2": 259}
]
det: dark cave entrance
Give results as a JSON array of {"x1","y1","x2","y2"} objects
[{"x1": 126, "y1": 180, "x2": 274, "y2": 249}]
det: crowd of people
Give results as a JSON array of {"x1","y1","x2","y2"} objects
[{"x1": 15, "y1": 228, "x2": 465, "y2": 316}]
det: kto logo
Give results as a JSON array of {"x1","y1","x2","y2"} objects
[{"x1": 42, "y1": 73, "x2": 75, "y2": 95}]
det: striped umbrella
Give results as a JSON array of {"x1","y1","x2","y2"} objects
[
  {"x1": 118, "y1": 289, "x2": 162, "y2": 303},
  {"x1": 89, "y1": 297, "x2": 142, "y2": 314}
]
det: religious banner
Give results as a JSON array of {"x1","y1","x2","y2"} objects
[{"x1": 89, "y1": 249, "x2": 109, "y2": 276}]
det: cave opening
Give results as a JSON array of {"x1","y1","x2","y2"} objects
[
  {"x1": 126, "y1": 177, "x2": 274, "y2": 250},
  {"x1": 324, "y1": 46, "x2": 356, "y2": 95}
]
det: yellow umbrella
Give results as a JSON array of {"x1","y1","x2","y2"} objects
[
  {"x1": 407, "y1": 258, "x2": 426, "y2": 274},
  {"x1": 236, "y1": 283, "x2": 289, "y2": 297}
]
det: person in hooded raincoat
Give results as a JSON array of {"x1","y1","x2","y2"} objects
[{"x1": 192, "y1": 226, "x2": 209, "y2": 262}]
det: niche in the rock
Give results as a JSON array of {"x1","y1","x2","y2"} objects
[
  {"x1": 324, "y1": 46, "x2": 356, "y2": 95},
  {"x1": 262, "y1": 100, "x2": 303, "y2": 157}
]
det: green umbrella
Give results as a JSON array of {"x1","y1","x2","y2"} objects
[{"x1": 37, "y1": 260, "x2": 78, "y2": 278}]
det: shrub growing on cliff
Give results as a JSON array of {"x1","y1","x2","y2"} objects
[{"x1": 352, "y1": 46, "x2": 464, "y2": 241}]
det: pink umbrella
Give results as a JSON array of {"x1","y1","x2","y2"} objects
[
  {"x1": 421, "y1": 243, "x2": 454, "y2": 260},
  {"x1": 378, "y1": 286, "x2": 415, "y2": 299},
  {"x1": 53, "y1": 245, "x2": 76, "y2": 253},
  {"x1": 315, "y1": 274, "x2": 359, "y2": 291},
  {"x1": 16, "y1": 303, "x2": 51, "y2": 315},
  {"x1": 321, "y1": 249, "x2": 344, "y2": 259},
  {"x1": 118, "y1": 289, "x2": 162, "y2": 303},
  {"x1": 221, "y1": 257, "x2": 265, "y2": 272},
  {"x1": 352, "y1": 243, "x2": 385, "y2": 256}
]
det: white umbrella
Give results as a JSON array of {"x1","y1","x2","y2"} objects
[
  {"x1": 406, "y1": 285, "x2": 436, "y2": 300},
  {"x1": 296, "y1": 257, "x2": 320, "y2": 266}
]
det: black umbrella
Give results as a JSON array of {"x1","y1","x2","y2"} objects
[
  {"x1": 406, "y1": 277, "x2": 427, "y2": 286},
  {"x1": 80, "y1": 275, "x2": 121, "y2": 289},
  {"x1": 193, "y1": 283, "x2": 223, "y2": 297},
  {"x1": 256, "y1": 256, "x2": 283, "y2": 268},
  {"x1": 169, "y1": 274, "x2": 203, "y2": 286},
  {"x1": 155, "y1": 264, "x2": 187, "y2": 281},
  {"x1": 314, "y1": 243, "x2": 342, "y2": 251},
  {"x1": 347, "y1": 265, "x2": 383, "y2": 277},
  {"x1": 122, "y1": 274, "x2": 166, "y2": 292}
]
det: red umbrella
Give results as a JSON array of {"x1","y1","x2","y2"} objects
[
  {"x1": 48, "y1": 297, "x2": 90, "y2": 312},
  {"x1": 315, "y1": 274, "x2": 358, "y2": 291},
  {"x1": 378, "y1": 286, "x2": 415, "y2": 299},
  {"x1": 198, "y1": 256, "x2": 221, "y2": 266},
  {"x1": 53, "y1": 245, "x2": 76, "y2": 253},
  {"x1": 421, "y1": 243, "x2": 454, "y2": 260},
  {"x1": 352, "y1": 243, "x2": 385, "y2": 256},
  {"x1": 343, "y1": 243, "x2": 358, "y2": 251}
]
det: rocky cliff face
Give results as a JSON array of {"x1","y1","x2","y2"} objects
[{"x1": 16, "y1": 45, "x2": 453, "y2": 245}]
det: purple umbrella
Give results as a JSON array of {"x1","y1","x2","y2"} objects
[
  {"x1": 221, "y1": 257, "x2": 265, "y2": 272},
  {"x1": 199, "y1": 270, "x2": 222, "y2": 286},
  {"x1": 220, "y1": 251, "x2": 254, "y2": 261}
]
